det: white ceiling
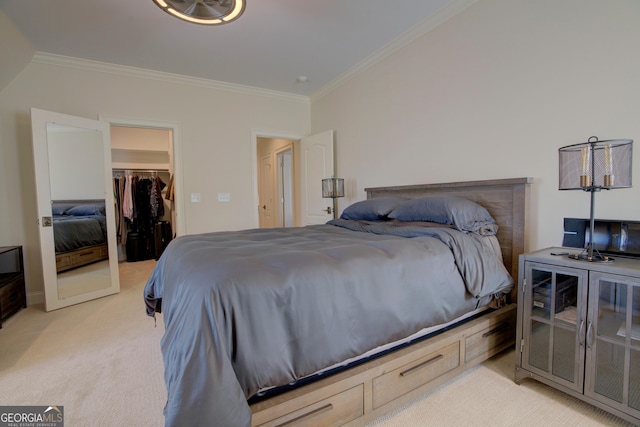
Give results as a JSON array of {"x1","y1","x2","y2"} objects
[{"x1": 0, "y1": 0, "x2": 467, "y2": 97}]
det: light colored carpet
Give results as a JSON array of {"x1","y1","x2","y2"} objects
[
  {"x1": 366, "y1": 346, "x2": 632, "y2": 427},
  {"x1": 0, "y1": 260, "x2": 165, "y2": 427},
  {"x1": 0, "y1": 260, "x2": 634, "y2": 426}
]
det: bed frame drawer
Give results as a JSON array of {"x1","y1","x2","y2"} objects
[
  {"x1": 250, "y1": 305, "x2": 517, "y2": 426},
  {"x1": 56, "y1": 254, "x2": 72, "y2": 271},
  {"x1": 255, "y1": 384, "x2": 363, "y2": 427},
  {"x1": 372, "y1": 341, "x2": 460, "y2": 409},
  {"x1": 465, "y1": 306, "x2": 516, "y2": 364},
  {"x1": 71, "y1": 246, "x2": 103, "y2": 265},
  {"x1": 56, "y1": 243, "x2": 108, "y2": 273}
]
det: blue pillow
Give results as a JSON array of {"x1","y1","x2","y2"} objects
[
  {"x1": 388, "y1": 195, "x2": 497, "y2": 235},
  {"x1": 340, "y1": 197, "x2": 407, "y2": 221},
  {"x1": 51, "y1": 205, "x2": 69, "y2": 215},
  {"x1": 66, "y1": 204, "x2": 106, "y2": 216}
]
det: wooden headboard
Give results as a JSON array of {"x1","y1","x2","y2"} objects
[{"x1": 365, "y1": 177, "x2": 532, "y2": 283}]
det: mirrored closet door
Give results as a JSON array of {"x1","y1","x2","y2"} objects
[{"x1": 31, "y1": 108, "x2": 120, "y2": 311}]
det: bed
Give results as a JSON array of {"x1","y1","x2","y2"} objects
[
  {"x1": 52, "y1": 200, "x2": 109, "y2": 273},
  {"x1": 144, "y1": 177, "x2": 532, "y2": 427}
]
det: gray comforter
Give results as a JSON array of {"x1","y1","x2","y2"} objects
[
  {"x1": 53, "y1": 215, "x2": 107, "y2": 253},
  {"x1": 143, "y1": 220, "x2": 514, "y2": 427}
]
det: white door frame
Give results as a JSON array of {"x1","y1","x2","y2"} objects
[
  {"x1": 251, "y1": 129, "x2": 304, "y2": 228},
  {"x1": 99, "y1": 115, "x2": 185, "y2": 237}
]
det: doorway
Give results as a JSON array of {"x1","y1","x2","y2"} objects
[
  {"x1": 252, "y1": 129, "x2": 336, "y2": 228},
  {"x1": 99, "y1": 115, "x2": 184, "y2": 238},
  {"x1": 110, "y1": 126, "x2": 175, "y2": 262},
  {"x1": 257, "y1": 137, "x2": 297, "y2": 228}
]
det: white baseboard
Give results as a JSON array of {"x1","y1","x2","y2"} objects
[{"x1": 27, "y1": 292, "x2": 45, "y2": 306}]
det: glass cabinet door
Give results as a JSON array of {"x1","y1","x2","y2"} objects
[
  {"x1": 587, "y1": 272, "x2": 640, "y2": 418},
  {"x1": 523, "y1": 262, "x2": 587, "y2": 392}
]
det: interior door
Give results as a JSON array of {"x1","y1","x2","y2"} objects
[
  {"x1": 258, "y1": 152, "x2": 275, "y2": 228},
  {"x1": 31, "y1": 108, "x2": 120, "y2": 311},
  {"x1": 276, "y1": 147, "x2": 293, "y2": 227},
  {"x1": 301, "y1": 130, "x2": 335, "y2": 225}
]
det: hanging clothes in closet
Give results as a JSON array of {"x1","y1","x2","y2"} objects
[{"x1": 113, "y1": 170, "x2": 172, "y2": 262}]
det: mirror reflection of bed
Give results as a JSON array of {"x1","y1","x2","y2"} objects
[{"x1": 52, "y1": 199, "x2": 111, "y2": 299}]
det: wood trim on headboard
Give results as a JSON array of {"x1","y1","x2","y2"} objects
[{"x1": 365, "y1": 178, "x2": 532, "y2": 287}]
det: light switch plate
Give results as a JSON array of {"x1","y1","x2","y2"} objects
[
  {"x1": 191, "y1": 193, "x2": 201, "y2": 203},
  {"x1": 217, "y1": 193, "x2": 231, "y2": 202}
]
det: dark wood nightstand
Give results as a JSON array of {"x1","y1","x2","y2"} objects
[{"x1": 0, "y1": 246, "x2": 26, "y2": 328}]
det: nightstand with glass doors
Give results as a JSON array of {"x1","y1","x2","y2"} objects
[{"x1": 515, "y1": 247, "x2": 640, "y2": 424}]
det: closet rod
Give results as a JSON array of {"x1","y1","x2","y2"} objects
[{"x1": 112, "y1": 168, "x2": 169, "y2": 174}]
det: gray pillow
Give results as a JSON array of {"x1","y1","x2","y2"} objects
[
  {"x1": 388, "y1": 195, "x2": 498, "y2": 235},
  {"x1": 51, "y1": 204, "x2": 69, "y2": 215},
  {"x1": 340, "y1": 197, "x2": 407, "y2": 221},
  {"x1": 66, "y1": 204, "x2": 106, "y2": 216}
]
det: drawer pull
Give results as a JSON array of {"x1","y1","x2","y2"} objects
[
  {"x1": 482, "y1": 323, "x2": 509, "y2": 338},
  {"x1": 9, "y1": 292, "x2": 19, "y2": 302},
  {"x1": 400, "y1": 354, "x2": 444, "y2": 377},
  {"x1": 275, "y1": 403, "x2": 333, "y2": 427}
]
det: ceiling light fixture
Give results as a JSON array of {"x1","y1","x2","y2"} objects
[{"x1": 153, "y1": 0, "x2": 245, "y2": 25}]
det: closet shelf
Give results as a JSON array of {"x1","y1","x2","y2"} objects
[
  {"x1": 111, "y1": 145, "x2": 170, "y2": 172},
  {"x1": 111, "y1": 148, "x2": 168, "y2": 155}
]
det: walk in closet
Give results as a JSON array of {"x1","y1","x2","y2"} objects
[{"x1": 111, "y1": 126, "x2": 174, "y2": 262}]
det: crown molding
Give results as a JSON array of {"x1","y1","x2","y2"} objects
[
  {"x1": 32, "y1": 52, "x2": 310, "y2": 104},
  {"x1": 310, "y1": 0, "x2": 479, "y2": 102},
  {"x1": 31, "y1": 0, "x2": 476, "y2": 106}
]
